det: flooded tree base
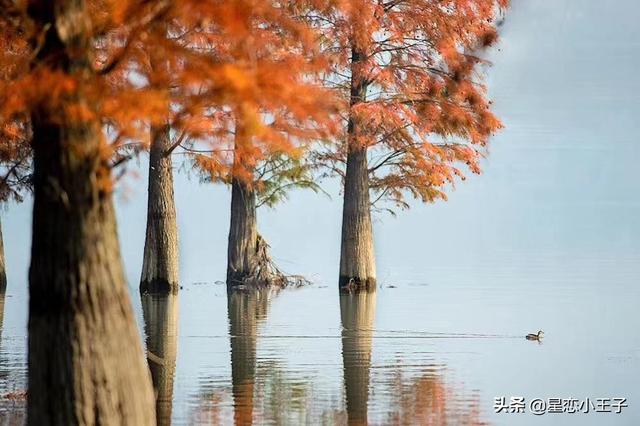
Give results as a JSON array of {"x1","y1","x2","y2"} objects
[
  {"x1": 339, "y1": 276, "x2": 377, "y2": 293},
  {"x1": 140, "y1": 279, "x2": 179, "y2": 295},
  {"x1": 227, "y1": 234, "x2": 310, "y2": 289}
]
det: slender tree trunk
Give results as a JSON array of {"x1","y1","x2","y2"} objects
[
  {"x1": 227, "y1": 176, "x2": 259, "y2": 287},
  {"x1": 0, "y1": 216, "x2": 6, "y2": 293},
  {"x1": 340, "y1": 290, "x2": 377, "y2": 425},
  {"x1": 27, "y1": 2, "x2": 155, "y2": 424},
  {"x1": 141, "y1": 124, "x2": 179, "y2": 293},
  {"x1": 339, "y1": 48, "x2": 376, "y2": 291},
  {"x1": 141, "y1": 293, "x2": 179, "y2": 426}
]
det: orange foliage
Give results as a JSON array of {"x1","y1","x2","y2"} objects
[
  {"x1": 0, "y1": 0, "x2": 340, "y2": 191},
  {"x1": 1, "y1": 0, "x2": 505, "y2": 203},
  {"x1": 0, "y1": 0, "x2": 173, "y2": 195},
  {"x1": 1, "y1": 1, "x2": 338, "y2": 195},
  {"x1": 310, "y1": 0, "x2": 508, "y2": 209},
  {"x1": 0, "y1": 9, "x2": 30, "y2": 202},
  {"x1": 171, "y1": 1, "x2": 338, "y2": 189}
]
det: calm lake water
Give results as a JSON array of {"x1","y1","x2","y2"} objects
[
  {"x1": 2, "y1": 251, "x2": 640, "y2": 425},
  {"x1": 2, "y1": 0, "x2": 640, "y2": 424}
]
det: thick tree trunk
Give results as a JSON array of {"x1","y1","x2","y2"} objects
[
  {"x1": 141, "y1": 125, "x2": 179, "y2": 293},
  {"x1": 141, "y1": 293, "x2": 179, "y2": 426},
  {"x1": 27, "y1": 2, "x2": 155, "y2": 424},
  {"x1": 340, "y1": 290, "x2": 377, "y2": 425},
  {"x1": 227, "y1": 289, "x2": 272, "y2": 425},
  {"x1": 227, "y1": 177, "x2": 259, "y2": 287},
  {"x1": 226, "y1": 121, "x2": 295, "y2": 288},
  {"x1": 339, "y1": 48, "x2": 376, "y2": 291},
  {"x1": 28, "y1": 127, "x2": 156, "y2": 424},
  {"x1": 0, "y1": 216, "x2": 6, "y2": 293}
]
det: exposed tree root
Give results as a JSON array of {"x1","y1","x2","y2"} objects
[{"x1": 228, "y1": 234, "x2": 311, "y2": 289}]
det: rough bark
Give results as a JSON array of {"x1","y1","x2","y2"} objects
[
  {"x1": 340, "y1": 290, "x2": 377, "y2": 425},
  {"x1": 140, "y1": 125, "x2": 179, "y2": 294},
  {"x1": 226, "y1": 181, "x2": 304, "y2": 288},
  {"x1": 141, "y1": 293, "x2": 179, "y2": 426},
  {"x1": 339, "y1": 48, "x2": 377, "y2": 291},
  {"x1": 27, "y1": 2, "x2": 155, "y2": 424},
  {"x1": 227, "y1": 289, "x2": 272, "y2": 424},
  {"x1": 226, "y1": 122, "x2": 308, "y2": 289},
  {"x1": 0, "y1": 216, "x2": 6, "y2": 293},
  {"x1": 227, "y1": 177, "x2": 259, "y2": 287}
]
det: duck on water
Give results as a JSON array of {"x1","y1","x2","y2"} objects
[{"x1": 526, "y1": 330, "x2": 544, "y2": 341}]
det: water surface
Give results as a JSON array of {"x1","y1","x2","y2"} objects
[{"x1": 2, "y1": 254, "x2": 639, "y2": 425}]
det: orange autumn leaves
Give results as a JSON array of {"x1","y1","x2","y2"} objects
[
  {"x1": 0, "y1": 10, "x2": 30, "y2": 202},
  {"x1": 315, "y1": 0, "x2": 507, "y2": 209},
  {"x1": 0, "y1": 0, "x2": 506, "y2": 206},
  {"x1": 175, "y1": 1, "x2": 339, "y2": 185},
  {"x1": 1, "y1": 1, "x2": 171, "y2": 151}
]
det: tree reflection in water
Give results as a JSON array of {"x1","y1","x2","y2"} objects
[
  {"x1": 340, "y1": 291, "x2": 485, "y2": 425},
  {"x1": 0, "y1": 288, "x2": 27, "y2": 424},
  {"x1": 382, "y1": 368, "x2": 485, "y2": 425},
  {"x1": 192, "y1": 288, "x2": 317, "y2": 425},
  {"x1": 190, "y1": 288, "x2": 486, "y2": 425},
  {"x1": 141, "y1": 292, "x2": 179, "y2": 426},
  {"x1": 0, "y1": 287, "x2": 5, "y2": 374},
  {"x1": 228, "y1": 288, "x2": 269, "y2": 425},
  {"x1": 340, "y1": 290, "x2": 376, "y2": 425}
]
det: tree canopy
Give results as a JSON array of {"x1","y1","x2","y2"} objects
[{"x1": 312, "y1": 0, "x2": 507, "y2": 211}]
